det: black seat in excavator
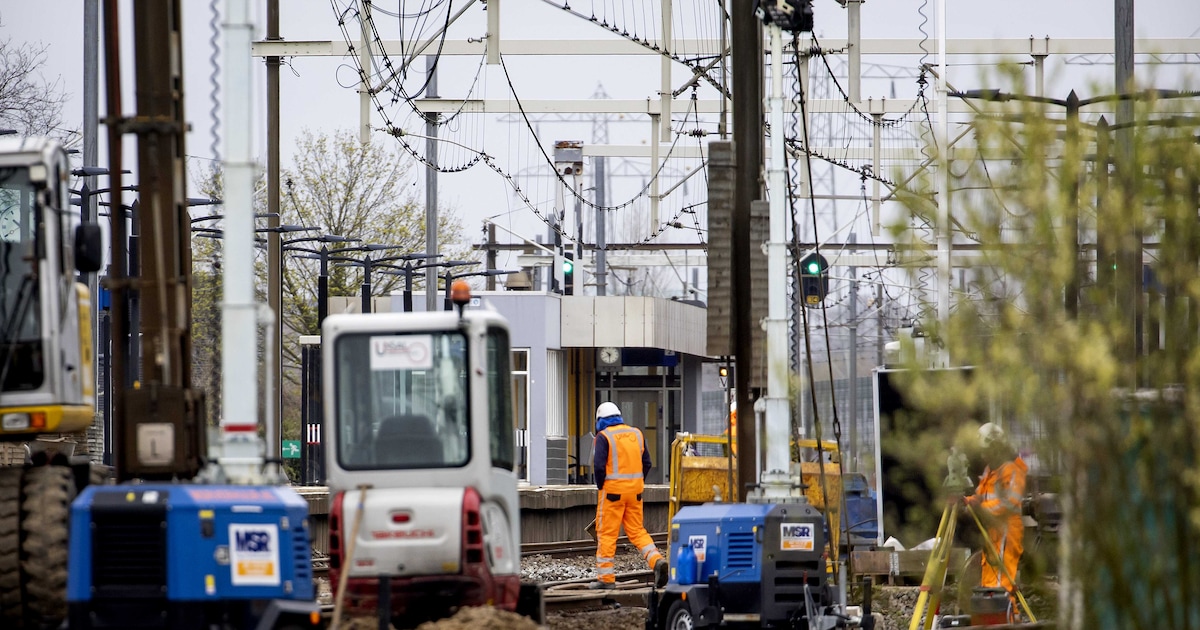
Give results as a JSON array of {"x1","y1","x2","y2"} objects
[{"x1": 375, "y1": 414, "x2": 444, "y2": 467}]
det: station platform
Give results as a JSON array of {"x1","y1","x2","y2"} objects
[{"x1": 294, "y1": 484, "x2": 669, "y2": 553}]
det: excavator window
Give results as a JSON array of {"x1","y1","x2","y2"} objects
[
  {"x1": 486, "y1": 326, "x2": 515, "y2": 472},
  {"x1": 333, "y1": 330, "x2": 471, "y2": 470},
  {"x1": 0, "y1": 170, "x2": 44, "y2": 392}
]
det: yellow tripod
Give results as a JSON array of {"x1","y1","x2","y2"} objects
[
  {"x1": 907, "y1": 500, "x2": 961, "y2": 630},
  {"x1": 907, "y1": 500, "x2": 1037, "y2": 629}
]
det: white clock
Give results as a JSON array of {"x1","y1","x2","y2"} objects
[{"x1": 598, "y1": 346, "x2": 621, "y2": 368}]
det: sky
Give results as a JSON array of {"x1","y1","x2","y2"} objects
[{"x1": 2, "y1": 0, "x2": 1198, "y2": 299}]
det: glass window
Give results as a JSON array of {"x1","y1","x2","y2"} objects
[
  {"x1": 0, "y1": 168, "x2": 44, "y2": 392},
  {"x1": 487, "y1": 328, "x2": 515, "y2": 471},
  {"x1": 511, "y1": 349, "x2": 530, "y2": 480},
  {"x1": 512, "y1": 349, "x2": 528, "y2": 372},
  {"x1": 334, "y1": 331, "x2": 470, "y2": 470}
]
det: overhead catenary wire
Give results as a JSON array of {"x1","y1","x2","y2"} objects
[{"x1": 331, "y1": 4, "x2": 709, "y2": 247}]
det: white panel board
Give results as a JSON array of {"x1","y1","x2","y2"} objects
[
  {"x1": 560, "y1": 296, "x2": 596, "y2": 347},
  {"x1": 594, "y1": 297, "x2": 625, "y2": 347},
  {"x1": 624, "y1": 297, "x2": 647, "y2": 347}
]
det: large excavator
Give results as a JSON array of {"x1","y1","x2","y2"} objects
[{"x1": 0, "y1": 135, "x2": 103, "y2": 627}]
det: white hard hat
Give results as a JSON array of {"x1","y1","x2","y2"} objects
[
  {"x1": 730, "y1": 400, "x2": 737, "y2": 413},
  {"x1": 978, "y1": 422, "x2": 1006, "y2": 448},
  {"x1": 597, "y1": 401, "x2": 621, "y2": 419}
]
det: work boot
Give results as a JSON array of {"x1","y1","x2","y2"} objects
[
  {"x1": 654, "y1": 560, "x2": 670, "y2": 588},
  {"x1": 587, "y1": 580, "x2": 616, "y2": 590}
]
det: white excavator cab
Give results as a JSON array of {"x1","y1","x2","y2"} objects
[
  {"x1": 0, "y1": 136, "x2": 100, "y2": 438},
  {"x1": 321, "y1": 299, "x2": 536, "y2": 624}
]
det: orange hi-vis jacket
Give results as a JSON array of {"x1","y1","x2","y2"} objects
[
  {"x1": 598, "y1": 425, "x2": 647, "y2": 495},
  {"x1": 594, "y1": 423, "x2": 662, "y2": 584},
  {"x1": 725, "y1": 409, "x2": 738, "y2": 456},
  {"x1": 974, "y1": 456, "x2": 1028, "y2": 593}
]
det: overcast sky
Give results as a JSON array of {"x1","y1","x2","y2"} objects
[{"x1": 2, "y1": 1, "x2": 1197, "y2": 291}]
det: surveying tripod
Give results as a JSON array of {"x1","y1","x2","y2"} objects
[{"x1": 908, "y1": 499, "x2": 1037, "y2": 629}]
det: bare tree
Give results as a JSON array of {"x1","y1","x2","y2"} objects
[
  {"x1": 280, "y1": 128, "x2": 470, "y2": 350},
  {"x1": 0, "y1": 36, "x2": 70, "y2": 139}
]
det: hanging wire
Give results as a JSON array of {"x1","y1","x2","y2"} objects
[
  {"x1": 327, "y1": 1, "x2": 719, "y2": 257},
  {"x1": 207, "y1": 0, "x2": 221, "y2": 162}
]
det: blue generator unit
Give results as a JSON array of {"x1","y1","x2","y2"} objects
[
  {"x1": 67, "y1": 484, "x2": 320, "y2": 630},
  {"x1": 648, "y1": 501, "x2": 849, "y2": 629}
]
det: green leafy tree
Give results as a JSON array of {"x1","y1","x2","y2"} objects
[
  {"x1": 190, "y1": 232, "x2": 224, "y2": 425},
  {"x1": 889, "y1": 68, "x2": 1200, "y2": 627}
]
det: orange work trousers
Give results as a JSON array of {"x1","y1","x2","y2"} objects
[
  {"x1": 981, "y1": 515, "x2": 1024, "y2": 619},
  {"x1": 594, "y1": 490, "x2": 663, "y2": 584}
]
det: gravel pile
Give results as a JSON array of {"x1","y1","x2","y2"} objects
[{"x1": 874, "y1": 586, "x2": 923, "y2": 630}]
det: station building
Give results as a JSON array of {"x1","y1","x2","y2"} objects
[{"x1": 330, "y1": 290, "x2": 716, "y2": 486}]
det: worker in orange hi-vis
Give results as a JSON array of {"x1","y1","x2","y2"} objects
[
  {"x1": 589, "y1": 401, "x2": 669, "y2": 590},
  {"x1": 723, "y1": 401, "x2": 738, "y2": 456},
  {"x1": 964, "y1": 422, "x2": 1028, "y2": 619}
]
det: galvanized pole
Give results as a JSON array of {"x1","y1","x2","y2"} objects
[
  {"x1": 221, "y1": 0, "x2": 265, "y2": 482},
  {"x1": 1115, "y1": 0, "x2": 1141, "y2": 377},
  {"x1": 847, "y1": 233, "x2": 858, "y2": 470},
  {"x1": 934, "y1": 0, "x2": 951, "y2": 367},
  {"x1": 425, "y1": 58, "x2": 440, "y2": 311},
  {"x1": 266, "y1": 0, "x2": 284, "y2": 473},
  {"x1": 84, "y1": 0, "x2": 102, "y2": 460},
  {"x1": 359, "y1": 1, "x2": 372, "y2": 144},
  {"x1": 595, "y1": 151, "x2": 608, "y2": 296},
  {"x1": 486, "y1": 224, "x2": 497, "y2": 290},
  {"x1": 762, "y1": 23, "x2": 792, "y2": 498},
  {"x1": 847, "y1": 0, "x2": 862, "y2": 104}
]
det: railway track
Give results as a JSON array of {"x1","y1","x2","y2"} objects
[
  {"x1": 520, "y1": 531, "x2": 669, "y2": 558},
  {"x1": 312, "y1": 532, "x2": 668, "y2": 616},
  {"x1": 541, "y1": 570, "x2": 655, "y2": 611},
  {"x1": 312, "y1": 531, "x2": 669, "y2": 576}
]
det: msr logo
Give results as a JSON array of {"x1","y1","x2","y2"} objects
[
  {"x1": 235, "y1": 530, "x2": 272, "y2": 553},
  {"x1": 781, "y1": 524, "x2": 812, "y2": 538},
  {"x1": 780, "y1": 522, "x2": 815, "y2": 551}
]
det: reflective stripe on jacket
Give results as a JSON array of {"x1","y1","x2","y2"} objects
[
  {"x1": 975, "y1": 455, "x2": 1027, "y2": 593},
  {"x1": 976, "y1": 456, "x2": 1028, "y2": 522},
  {"x1": 598, "y1": 425, "x2": 647, "y2": 494}
]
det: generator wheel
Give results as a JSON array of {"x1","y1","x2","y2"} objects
[
  {"x1": 20, "y1": 465, "x2": 75, "y2": 627},
  {"x1": 0, "y1": 467, "x2": 24, "y2": 627},
  {"x1": 665, "y1": 598, "x2": 694, "y2": 630}
]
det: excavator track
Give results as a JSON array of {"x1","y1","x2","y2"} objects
[
  {"x1": 20, "y1": 465, "x2": 74, "y2": 627},
  {"x1": 0, "y1": 467, "x2": 23, "y2": 626}
]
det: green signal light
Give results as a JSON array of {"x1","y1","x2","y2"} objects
[
  {"x1": 563, "y1": 259, "x2": 574, "y2": 273},
  {"x1": 805, "y1": 261, "x2": 821, "y2": 275}
]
